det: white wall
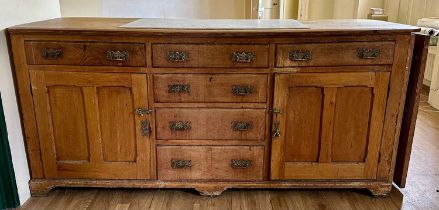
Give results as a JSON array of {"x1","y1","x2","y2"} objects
[
  {"x1": 60, "y1": 0, "x2": 250, "y2": 19},
  {"x1": 0, "y1": 0, "x2": 60, "y2": 205}
]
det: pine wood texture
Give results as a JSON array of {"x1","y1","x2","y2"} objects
[
  {"x1": 29, "y1": 71, "x2": 151, "y2": 179},
  {"x1": 19, "y1": 93, "x2": 439, "y2": 209},
  {"x1": 271, "y1": 72, "x2": 389, "y2": 180},
  {"x1": 7, "y1": 18, "x2": 426, "y2": 197}
]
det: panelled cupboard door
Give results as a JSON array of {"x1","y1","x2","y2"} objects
[
  {"x1": 270, "y1": 72, "x2": 390, "y2": 180},
  {"x1": 30, "y1": 71, "x2": 151, "y2": 179}
]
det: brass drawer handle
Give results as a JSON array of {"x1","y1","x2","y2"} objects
[
  {"x1": 232, "y1": 85, "x2": 254, "y2": 96},
  {"x1": 167, "y1": 51, "x2": 188, "y2": 62},
  {"x1": 41, "y1": 48, "x2": 63, "y2": 59},
  {"x1": 171, "y1": 159, "x2": 192, "y2": 169},
  {"x1": 231, "y1": 159, "x2": 252, "y2": 169},
  {"x1": 288, "y1": 50, "x2": 311, "y2": 61},
  {"x1": 231, "y1": 121, "x2": 253, "y2": 131},
  {"x1": 231, "y1": 52, "x2": 256, "y2": 63},
  {"x1": 106, "y1": 50, "x2": 129, "y2": 61},
  {"x1": 168, "y1": 84, "x2": 190, "y2": 93},
  {"x1": 272, "y1": 121, "x2": 281, "y2": 138},
  {"x1": 140, "y1": 120, "x2": 151, "y2": 136},
  {"x1": 169, "y1": 121, "x2": 191, "y2": 131},
  {"x1": 357, "y1": 48, "x2": 380, "y2": 59}
]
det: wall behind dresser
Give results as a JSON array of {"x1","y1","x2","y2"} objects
[
  {"x1": 60, "y1": 0, "x2": 253, "y2": 19},
  {"x1": 0, "y1": 0, "x2": 60, "y2": 204}
]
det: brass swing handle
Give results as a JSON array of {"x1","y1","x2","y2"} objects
[
  {"x1": 168, "y1": 84, "x2": 190, "y2": 93},
  {"x1": 106, "y1": 50, "x2": 129, "y2": 61},
  {"x1": 41, "y1": 48, "x2": 63, "y2": 59},
  {"x1": 231, "y1": 159, "x2": 252, "y2": 169},
  {"x1": 288, "y1": 50, "x2": 312, "y2": 61},
  {"x1": 169, "y1": 121, "x2": 192, "y2": 131},
  {"x1": 167, "y1": 51, "x2": 188, "y2": 62},
  {"x1": 231, "y1": 121, "x2": 253, "y2": 131},
  {"x1": 171, "y1": 159, "x2": 192, "y2": 169},
  {"x1": 232, "y1": 85, "x2": 254, "y2": 96},
  {"x1": 357, "y1": 48, "x2": 380, "y2": 59},
  {"x1": 231, "y1": 52, "x2": 256, "y2": 63}
]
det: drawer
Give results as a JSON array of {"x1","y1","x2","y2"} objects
[
  {"x1": 276, "y1": 42, "x2": 395, "y2": 67},
  {"x1": 152, "y1": 44, "x2": 269, "y2": 67},
  {"x1": 157, "y1": 146, "x2": 264, "y2": 180},
  {"x1": 154, "y1": 74, "x2": 267, "y2": 103},
  {"x1": 25, "y1": 41, "x2": 146, "y2": 66},
  {"x1": 155, "y1": 108, "x2": 265, "y2": 140}
]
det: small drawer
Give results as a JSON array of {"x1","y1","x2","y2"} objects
[
  {"x1": 155, "y1": 108, "x2": 265, "y2": 140},
  {"x1": 152, "y1": 44, "x2": 269, "y2": 67},
  {"x1": 154, "y1": 74, "x2": 267, "y2": 103},
  {"x1": 25, "y1": 41, "x2": 146, "y2": 66},
  {"x1": 157, "y1": 146, "x2": 264, "y2": 180},
  {"x1": 276, "y1": 42, "x2": 395, "y2": 67}
]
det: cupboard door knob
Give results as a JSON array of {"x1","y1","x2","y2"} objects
[
  {"x1": 41, "y1": 48, "x2": 63, "y2": 59},
  {"x1": 231, "y1": 159, "x2": 252, "y2": 169},
  {"x1": 168, "y1": 84, "x2": 190, "y2": 93},
  {"x1": 106, "y1": 50, "x2": 129, "y2": 61},
  {"x1": 232, "y1": 85, "x2": 254, "y2": 96},
  {"x1": 231, "y1": 121, "x2": 253, "y2": 131},
  {"x1": 171, "y1": 159, "x2": 192, "y2": 169},
  {"x1": 169, "y1": 121, "x2": 191, "y2": 131},
  {"x1": 272, "y1": 122, "x2": 281, "y2": 138},
  {"x1": 357, "y1": 48, "x2": 380, "y2": 59},
  {"x1": 140, "y1": 120, "x2": 151, "y2": 136},
  {"x1": 288, "y1": 50, "x2": 311, "y2": 61},
  {"x1": 231, "y1": 52, "x2": 256, "y2": 63},
  {"x1": 167, "y1": 51, "x2": 188, "y2": 62}
]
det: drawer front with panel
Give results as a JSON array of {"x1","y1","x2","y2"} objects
[
  {"x1": 154, "y1": 74, "x2": 268, "y2": 103},
  {"x1": 155, "y1": 108, "x2": 266, "y2": 140},
  {"x1": 276, "y1": 42, "x2": 395, "y2": 67},
  {"x1": 25, "y1": 41, "x2": 146, "y2": 66},
  {"x1": 152, "y1": 44, "x2": 269, "y2": 67},
  {"x1": 157, "y1": 146, "x2": 264, "y2": 180}
]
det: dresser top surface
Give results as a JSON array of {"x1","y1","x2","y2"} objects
[{"x1": 8, "y1": 17, "x2": 420, "y2": 36}]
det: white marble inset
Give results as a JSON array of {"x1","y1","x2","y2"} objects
[{"x1": 120, "y1": 18, "x2": 309, "y2": 29}]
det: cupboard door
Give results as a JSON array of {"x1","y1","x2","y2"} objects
[
  {"x1": 271, "y1": 72, "x2": 390, "y2": 180},
  {"x1": 30, "y1": 71, "x2": 150, "y2": 179}
]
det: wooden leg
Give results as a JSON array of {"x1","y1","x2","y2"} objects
[
  {"x1": 195, "y1": 186, "x2": 227, "y2": 196},
  {"x1": 368, "y1": 184, "x2": 392, "y2": 197},
  {"x1": 29, "y1": 180, "x2": 54, "y2": 197}
]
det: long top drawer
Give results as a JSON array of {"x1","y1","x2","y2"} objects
[{"x1": 25, "y1": 41, "x2": 146, "y2": 66}]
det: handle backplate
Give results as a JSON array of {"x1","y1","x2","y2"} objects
[
  {"x1": 168, "y1": 84, "x2": 190, "y2": 93},
  {"x1": 231, "y1": 159, "x2": 252, "y2": 169},
  {"x1": 231, "y1": 52, "x2": 256, "y2": 63},
  {"x1": 106, "y1": 50, "x2": 129, "y2": 61},
  {"x1": 231, "y1": 121, "x2": 253, "y2": 131},
  {"x1": 232, "y1": 85, "x2": 254, "y2": 96},
  {"x1": 288, "y1": 50, "x2": 312, "y2": 61},
  {"x1": 167, "y1": 51, "x2": 188, "y2": 62},
  {"x1": 171, "y1": 159, "x2": 192, "y2": 169},
  {"x1": 357, "y1": 48, "x2": 380, "y2": 59},
  {"x1": 169, "y1": 121, "x2": 191, "y2": 131},
  {"x1": 41, "y1": 48, "x2": 63, "y2": 59}
]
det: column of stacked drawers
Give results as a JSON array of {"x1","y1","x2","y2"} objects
[{"x1": 151, "y1": 44, "x2": 270, "y2": 181}]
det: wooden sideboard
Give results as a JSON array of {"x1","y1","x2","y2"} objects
[{"x1": 7, "y1": 18, "x2": 428, "y2": 197}]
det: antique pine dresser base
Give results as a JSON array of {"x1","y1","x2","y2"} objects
[{"x1": 8, "y1": 18, "x2": 427, "y2": 197}]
